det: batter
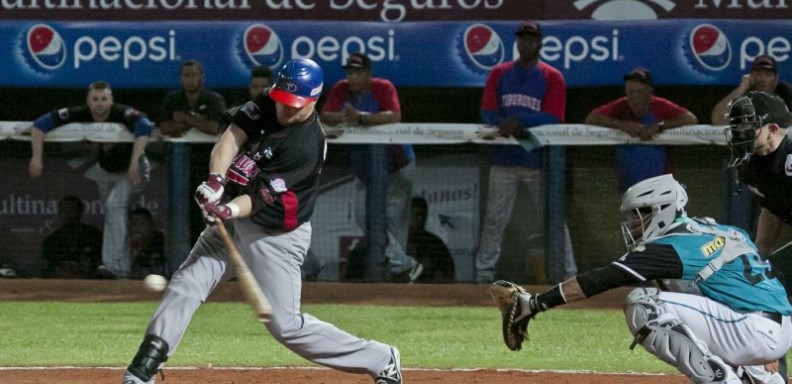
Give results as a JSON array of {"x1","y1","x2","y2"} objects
[{"x1": 121, "y1": 58, "x2": 403, "y2": 384}]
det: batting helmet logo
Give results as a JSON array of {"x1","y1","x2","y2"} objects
[
  {"x1": 457, "y1": 23, "x2": 504, "y2": 75},
  {"x1": 282, "y1": 82, "x2": 298, "y2": 93},
  {"x1": 21, "y1": 24, "x2": 67, "y2": 74}
]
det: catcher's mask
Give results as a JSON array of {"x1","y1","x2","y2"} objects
[
  {"x1": 620, "y1": 174, "x2": 688, "y2": 250},
  {"x1": 725, "y1": 91, "x2": 792, "y2": 168}
]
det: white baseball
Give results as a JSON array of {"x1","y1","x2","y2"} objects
[{"x1": 143, "y1": 274, "x2": 168, "y2": 293}]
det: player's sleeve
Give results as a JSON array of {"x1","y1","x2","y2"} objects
[
  {"x1": 653, "y1": 97, "x2": 693, "y2": 119},
  {"x1": 373, "y1": 80, "x2": 401, "y2": 113},
  {"x1": 132, "y1": 116, "x2": 154, "y2": 137},
  {"x1": 35, "y1": 106, "x2": 87, "y2": 133},
  {"x1": 32, "y1": 112, "x2": 56, "y2": 133},
  {"x1": 591, "y1": 98, "x2": 626, "y2": 118},
  {"x1": 157, "y1": 91, "x2": 178, "y2": 123},
  {"x1": 480, "y1": 66, "x2": 503, "y2": 126},
  {"x1": 117, "y1": 105, "x2": 153, "y2": 137},
  {"x1": 577, "y1": 243, "x2": 684, "y2": 297},
  {"x1": 576, "y1": 264, "x2": 643, "y2": 298},
  {"x1": 321, "y1": 82, "x2": 349, "y2": 113},
  {"x1": 613, "y1": 243, "x2": 684, "y2": 282},
  {"x1": 541, "y1": 65, "x2": 566, "y2": 122},
  {"x1": 231, "y1": 92, "x2": 278, "y2": 142},
  {"x1": 204, "y1": 92, "x2": 228, "y2": 126}
]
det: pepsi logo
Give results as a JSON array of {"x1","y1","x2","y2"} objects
[
  {"x1": 23, "y1": 24, "x2": 67, "y2": 73},
  {"x1": 239, "y1": 24, "x2": 284, "y2": 69},
  {"x1": 457, "y1": 23, "x2": 504, "y2": 74},
  {"x1": 688, "y1": 24, "x2": 731, "y2": 73}
]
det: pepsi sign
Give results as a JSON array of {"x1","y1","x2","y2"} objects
[
  {"x1": 16, "y1": 22, "x2": 181, "y2": 81},
  {"x1": 458, "y1": 24, "x2": 504, "y2": 74},
  {"x1": 23, "y1": 24, "x2": 67, "y2": 73},
  {"x1": 687, "y1": 24, "x2": 731, "y2": 73},
  {"x1": 238, "y1": 24, "x2": 284, "y2": 69},
  {"x1": 3, "y1": 20, "x2": 792, "y2": 89}
]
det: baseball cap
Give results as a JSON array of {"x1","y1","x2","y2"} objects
[
  {"x1": 747, "y1": 91, "x2": 792, "y2": 127},
  {"x1": 343, "y1": 53, "x2": 372, "y2": 70},
  {"x1": 623, "y1": 67, "x2": 653, "y2": 86},
  {"x1": 269, "y1": 58, "x2": 324, "y2": 109},
  {"x1": 751, "y1": 55, "x2": 777, "y2": 73},
  {"x1": 515, "y1": 20, "x2": 542, "y2": 37}
]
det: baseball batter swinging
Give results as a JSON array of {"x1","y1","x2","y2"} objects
[
  {"x1": 121, "y1": 58, "x2": 404, "y2": 384},
  {"x1": 492, "y1": 174, "x2": 792, "y2": 384}
]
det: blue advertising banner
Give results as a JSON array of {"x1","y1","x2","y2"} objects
[{"x1": 2, "y1": 20, "x2": 789, "y2": 88}]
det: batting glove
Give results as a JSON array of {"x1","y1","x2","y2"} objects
[
  {"x1": 201, "y1": 202, "x2": 239, "y2": 226},
  {"x1": 195, "y1": 173, "x2": 226, "y2": 206}
]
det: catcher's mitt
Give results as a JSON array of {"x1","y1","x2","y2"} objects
[{"x1": 490, "y1": 280, "x2": 536, "y2": 351}]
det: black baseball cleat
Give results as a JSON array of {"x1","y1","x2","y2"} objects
[{"x1": 374, "y1": 347, "x2": 402, "y2": 384}]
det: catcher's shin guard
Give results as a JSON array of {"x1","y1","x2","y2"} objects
[
  {"x1": 624, "y1": 288, "x2": 735, "y2": 384},
  {"x1": 127, "y1": 334, "x2": 169, "y2": 383}
]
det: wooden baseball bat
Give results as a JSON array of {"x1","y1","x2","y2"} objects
[{"x1": 215, "y1": 220, "x2": 273, "y2": 323}]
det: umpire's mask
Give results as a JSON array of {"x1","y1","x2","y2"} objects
[
  {"x1": 726, "y1": 91, "x2": 792, "y2": 168},
  {"x1": 725, "y1": 95, "x2": 760, "y2": 168}
]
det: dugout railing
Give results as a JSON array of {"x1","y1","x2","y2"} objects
[{"x1": 0, "y1": 122, "x2": 741, "y2": 282}]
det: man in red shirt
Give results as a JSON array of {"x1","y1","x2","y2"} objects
[
  {"x1": 321, "y1": 52, "x2": 422, "y2": 283},
  {"x1": 584, "y1": 67, "x2": 698, "y2": 192}
]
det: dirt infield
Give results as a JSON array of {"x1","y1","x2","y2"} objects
[{"x1": 0, "y1": 279, "x2": 685, "y2": 384}]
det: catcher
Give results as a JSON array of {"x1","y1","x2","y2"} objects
[{"x1": 491, "y1": 174, "x2": 792, "y2": 384}]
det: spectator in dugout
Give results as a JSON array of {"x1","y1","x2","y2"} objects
[
  {"x1": 157, "y1": 59, "x2": 227, "y2": 248},
  {"x1": 129, "y1": 206, "x2": 169, "y2": 279},
  {"x1": 584, "y1": 67, "x2": 698, "y2": 192},
  {"x1": 41, "y1": 195, "x2": 103, "y2": 279},
  {"x1": 407, "y1": 197, "x2": 455, "y2": 283},
  {"x1": 224, "y1": 65, "x2": 274, "y2": 124},
  {"x1": 320, "y1": 52, "x2": 423, "y2": 283},
  {"x1": 711, "y1": 55, "x2": 792, "y2": 125},
  {"x1": 27, "y1": 81, "x2": 153, "y2": 279}
]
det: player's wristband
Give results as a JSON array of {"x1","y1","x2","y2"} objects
[{"x1": 208, "y1": 172, "x2": 227, "y2": 185}]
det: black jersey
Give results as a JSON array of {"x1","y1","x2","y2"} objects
[
  {"x1": 743, "y1": 132, "x2": 792, "y2": 224},
  {"x1": 228, "y1": 90, "x2": 326, "y2": 231},
  {"x1": 45, "y1": 104, "x2": 150, "y2": 173}
]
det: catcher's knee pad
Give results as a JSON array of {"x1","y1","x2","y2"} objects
[
  {"x1": 624, "y1": 287, "x2": 662, "y2": 334},
  {"x1": 127, "y1": 334, "x2": 169, "y2": 382},
  {"x1": 624, "y1": 289, "x2": 731, "y2": 383}
]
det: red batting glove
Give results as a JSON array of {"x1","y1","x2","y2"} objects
[
  {"x1": 201, "y1": 202, "x2": 234, "y2": 226},
  {"x1": 195, "y1": 173, "x2": 226, "y2": 207}
]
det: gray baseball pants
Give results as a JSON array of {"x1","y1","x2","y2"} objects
[
  {"x1": 354, "y1": 161, "x2": 418, "y2": 275},
  {"x1": 134, "y1": 219, "x2": 393, "y2": 378},
  {"x1": 474, "y1": 166, "x2": 577, "y2": 283},
  {"x1": 87, "y1": 163, "x2": 148, "y2": 278}
]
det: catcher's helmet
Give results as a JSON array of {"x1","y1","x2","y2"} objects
[
  {"x1": 620, "y1": 174, "x2": 688, "y2": 250},
  {"x1": 270, "y1": 58, "x2": 323, "y2": 108},
  {"x1": 725, "y1": 91, "x2": 792, "y2": 167}
]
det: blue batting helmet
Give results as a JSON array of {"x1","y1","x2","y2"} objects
[{"x1": 269, "y1": 58, "x2": 323, "y2": 108}]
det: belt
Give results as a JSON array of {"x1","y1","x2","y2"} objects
[{"x1": 760, "y1": 312, "x2": 783, "y2": 325}]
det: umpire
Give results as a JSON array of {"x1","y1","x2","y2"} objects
[{"x1": 727, "y1": 91, "x2": 792, "y2": 384}]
